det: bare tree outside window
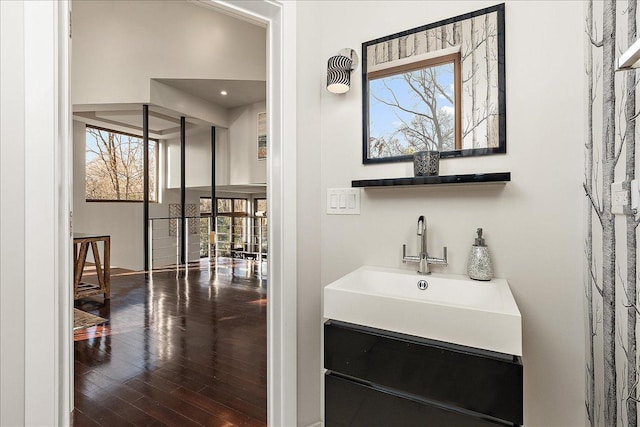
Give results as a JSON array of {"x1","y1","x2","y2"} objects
[
  {"x1": 369, "y1": 57, "x2": 458, "y2": 158},
  {"x1": 85, "y1": 126, "x2": 157, "y2": 202}
]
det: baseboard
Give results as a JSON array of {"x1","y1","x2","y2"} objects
[{"x1": 306, "y1": 422, "x2": 323, "y2": 427}]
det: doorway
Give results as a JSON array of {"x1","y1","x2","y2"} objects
[
  {"x1": 71, "y1": 2, "x2": 268, "y2": 425},
  {"x1": 54, "y1": 1, "x2": 297, "y2": 426}
]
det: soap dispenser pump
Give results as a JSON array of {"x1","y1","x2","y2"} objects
[{"x1": 467, "y1": 228, "x2": 493, "y2": 281}]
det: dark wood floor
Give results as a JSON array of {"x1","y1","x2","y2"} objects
[{"x1": 73, "y1": 258, "x2": 267, "y2": 427}]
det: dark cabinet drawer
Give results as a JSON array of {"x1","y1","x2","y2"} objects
[
  {"x1": 325, "y1": 320, "x2": 522, "y2": 425},
  {"x1": 325, "y1": 373, "x2": 513, "y2": 427}
]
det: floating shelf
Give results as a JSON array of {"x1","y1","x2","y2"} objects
[{"x1": 351, "y1": 172, "x2": 511, "y2": 188}]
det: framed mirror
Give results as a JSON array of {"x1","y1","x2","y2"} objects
[{"x1": 362, "y1": 4, "x2": 505, "y2": 164}]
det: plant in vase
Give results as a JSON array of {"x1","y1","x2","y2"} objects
[{"x1": 412, "y1": 141, "x2": 440, "y2": 177}]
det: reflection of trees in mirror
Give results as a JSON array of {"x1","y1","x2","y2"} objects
[
  {"x1": 369, "y1": 60, "x2": 456, "y2": 157},
  {"x1": 461, "y1": 14, "x2": 497, "y2": 149},
  {"x1": 85, "y1": 126, "x2": 157, "y2": 201}
]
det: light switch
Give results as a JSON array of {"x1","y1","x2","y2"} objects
[
  {"x1": 348, "y1": 194, "x2": 356, "y2": 209},
  {"x1": 326, "y1": 188, "x2": 361, "y2": 215}
]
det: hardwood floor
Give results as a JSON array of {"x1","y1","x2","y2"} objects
[{"x1": 73, "y1": 258, "x2": 267, "y2": 427}]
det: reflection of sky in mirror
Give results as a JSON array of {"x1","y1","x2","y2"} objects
[{"x1": 369, "y1": 62, "x2": 454, "y2": 153}]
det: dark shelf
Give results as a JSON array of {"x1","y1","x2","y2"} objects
[{"x1": 352, "y1": 172, "x2": 511, "y2": 188}]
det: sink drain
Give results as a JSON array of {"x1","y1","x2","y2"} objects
[{"x1": 417, "y1": 280, "x2": 428, "y2": 290}]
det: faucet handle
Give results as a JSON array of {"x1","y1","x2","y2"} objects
[
  {"x1": 443, "y1": 246, "x2": 447, "y2": 262},
  {"x1": 402, "y1": 244, "x2": 420, "y2": 264}
]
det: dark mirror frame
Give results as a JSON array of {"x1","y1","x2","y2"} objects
[{"x1": 362, "y1": 3, "x2": 506, "y2": 164}]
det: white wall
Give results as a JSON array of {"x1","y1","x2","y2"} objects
[
  {"x1": 295, "y1": 2, "x2": 324, "y2": 423},
  {"x1": 71, "y1": 0, "x2": 266, "y2": 106},
  {"x1": 297, "y1": 1, "x2": 584, "y2": 425},
  {"x1": 166, "y1": 125, "x2": 230, "y2": 189},
  {"x1": 229, "y1": 101, "x2": 267, "y2": 185}
]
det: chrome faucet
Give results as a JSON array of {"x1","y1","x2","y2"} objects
[{"x1": 402, "y1": 215, "x2": 448, "y2": 275}]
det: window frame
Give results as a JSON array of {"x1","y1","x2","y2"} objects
[
  {"x1": 84, "y1": 125, "x2": 159, "y2": 203},
  {"x1": 367, "y1": 52, "x2": 462, "y2": 152},
  {"x1": 215, "y1": 197, "x2": 249, "y2": 216}
]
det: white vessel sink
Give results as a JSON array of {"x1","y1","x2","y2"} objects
[{"x1": 323, "y1": 265, "x2": 522, "y2": 356}]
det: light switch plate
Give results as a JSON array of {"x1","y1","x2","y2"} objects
[
  {"x1": 612, "y1": 180, "x2": 633, "y2": 215},
  {"x1": 327, "y1": 188, "x2": 361, "y2": 215}
]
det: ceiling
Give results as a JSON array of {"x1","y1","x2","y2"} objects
[
  {"x1": 73, "y1": 108, "x2": 199, "y2": 140},
  {"x1": 73, "y1": 78, "x2": 266, "y2": 138},
  {"x1": 156, "y1": 79, "x2": 266, "y2": 109}
]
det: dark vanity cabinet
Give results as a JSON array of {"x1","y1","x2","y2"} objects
[{"x1": 324, "y1": 320, "x2": 523, "y2": 427}]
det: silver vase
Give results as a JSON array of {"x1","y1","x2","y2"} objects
[{"x1": 413, "y1": 150, "x2": 440, "y2": 176}]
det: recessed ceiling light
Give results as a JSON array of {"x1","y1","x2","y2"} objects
[{"x1": 220, "y1": 90, "x2": 228, "y2": 96}]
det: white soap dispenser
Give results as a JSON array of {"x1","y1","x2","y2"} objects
[{"x1": 467, "y1": 228, "x2": 493, "y2": 281}]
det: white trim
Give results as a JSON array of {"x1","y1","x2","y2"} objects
[
  {"x1": 57, "y1": 1, "x2": 73, "y2": 424},
  {"x1": 206, "y1": 2, "x2": 298, "y2": 425},
  {"x1": 190, "y1": 0, "x2": 267, "y2": 27},
  {"x1": 275, "y1": 3, "x2": 298, "y2": 425},
  {"x1": 367, "y1": 45, "x2": 461, "y2": 73},
  {"x1": 22, "y1": 1, "x2": 71, "y2": 424},
  {"x1": 0, "y1": 1, "x2": 27, "y2": 425}
]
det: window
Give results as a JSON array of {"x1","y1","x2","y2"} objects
[
  {"x1": 85, "y1": 126, "x2": 158, "y2": 202},
  {"x1": 200, "y1": 197, "x2": 267, "y2": 259},
  {"x1": 200, "y1": 198, "x2": 212, "y2": 215},
  {"x1": 367, "y1": 53, "x2": 462, "y2": 158},
  {"x1": 219, "y1": 199, "x2": 248, "y2": 255},
  {"x1": 199, "y1": 197, "x2": 249, "y2": 257},
  {"x1": 255, "y1": 198, "x2": 267, "y2": 216},
  {"x1": 199, "y1": 198, "x2": 213, "y2": 257},
  {"x1": 254, "y1": 198, "x2": 268, "y2": 255}
]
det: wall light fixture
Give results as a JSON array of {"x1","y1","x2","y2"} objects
[{"x1": 327, "y1": 48, "x2": 359, "y2": 94}]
